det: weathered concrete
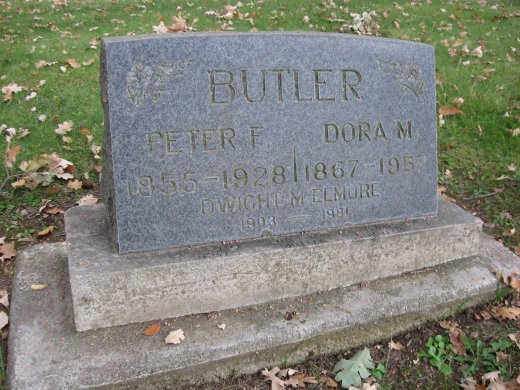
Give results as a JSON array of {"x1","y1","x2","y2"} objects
[
  {"x1": 101, "y1": 32, "x2": 437, "y2": 253},
  {"x1": 66, "y1": 198, "x2": 481, "y2": 331},
  {"x1": 8, "y1": 232, "x2": 519, "y2": 389}
]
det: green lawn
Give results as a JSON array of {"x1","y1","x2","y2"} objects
[{"x1": 0, "y1": 0, "x2": 519, "y2": 388}]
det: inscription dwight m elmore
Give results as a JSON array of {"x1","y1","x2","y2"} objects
[{"x1": 101, "y1": 33, "x2": 437, "y2": 253}]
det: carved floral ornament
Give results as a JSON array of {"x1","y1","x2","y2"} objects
[
  {"x1": 126, "y1": 60, "x2": 192, "y2": 108},
  {"x1": 376, "y1": 58, "x2": 425, "y2": 102}
]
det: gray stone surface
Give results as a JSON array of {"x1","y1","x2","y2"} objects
[
  {"x1": 66, "y1": 198, "x2": 480, "y2": 331},
  {"x1": 9, "y1": 232, "x2": 519, "y2": 389},
  {"x1": 101, "y1": 32, "x2": 437, "y2": 253}
]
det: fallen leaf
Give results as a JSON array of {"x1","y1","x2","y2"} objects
[
  {"x1": 513, "y1": 247, "x2": 520, "y2": 256},
  {"x1": 45, "y1": 207, "x2": 63, "y2": 215},
  {"x1": 439, "y1": 105, "x2": 463, "y2": 115},
  {"x1": 77, "y1": 194, "x2": 98, "y2": 206},
  {"x1": 0, "y1": 291, "x2": 8, "y2": 308},
  {"x1": 320, "y1": 375, "x2": 338, "y2": 388},
  {"x1": 388, "y1": 340, "x2": 404, "y2": 350},
  {"x1": 262, "y1": 367, "x2": 285, "y2": 390},
  {"x1": 286, "y1": 373, "x2": 318, "y2": 387},
  {"x1": 165, "y1": 328, "x2": 185, "y2": 344},
  {"x1": 453, "y1": 97, "x2": 464, "y2": 107},
  {"x1": 471, "y1": 46, "x2": 483, "y2": 57},
  {"x1": 507, "y1": 163, "x2": 517, "y2": 172},
  {"x1": 143, "y1": 323, "x2": 161, "y2": 336},
  {"x1": 2, "y1": 82, "x2": 24, "y2": 101},
  {"x1": 79, "y1": 128, "x2": 90, "y2": 135},
  {"x1": 502, "y1": 228, "x2": 516, "y2": 237},
  {"x1": 31, "y1": 284, "x2": 49, "y2": 290},
  {"x1": 493, "y1": 306, "x2": 520, "y2": 320},
  {"x1": 0, "y1": 241, "x2": 16, "y2": 261},
  {"x1": 480, "y1": 310, "x2": 492, "y2": 320},
  {"x1": 169, "y1": 16, "x2": 187, "y2": 32},
  {"x1": 55, "y1": 120, "x2": 73, "y2": 135},
  {"x1": 508, "y1": 333, "x2": 520, "y2": 349},
  {"x1": 217, "y1": 323, "x2": 226, "y2": 330},
  {"x1": 496, "y1": 351, "x2": 508, "y2": 363},
  {"x1": 5, "y1": 145, "x2": 21, "y2": 168},
  {"x1": 67, "y1": 58, "x2": 80, "y2": 68},
  {"x1": 67, "y1": 180, "x2": 83, "y2": 190},
  {"x1": 37, "y1": 226, "x2": 55, "y2": 237},
  {"x1": 440, "y1": 321, "x2": 466, "y2": 355},
  {"x1": 0, "y1": 311, "x2": 8, "y2": 330}
]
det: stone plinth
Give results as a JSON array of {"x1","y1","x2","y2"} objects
[{"x1": 66, "y1": 198, "x2": 480, "y2": 331}]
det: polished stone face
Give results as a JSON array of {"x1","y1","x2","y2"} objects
[{"x1": 101, "y1": 32, "x2": 437, "y2": 253}]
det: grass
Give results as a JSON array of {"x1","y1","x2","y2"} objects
[{"x1": 0, "y1": 0, "x2": 519, "y2": 388}]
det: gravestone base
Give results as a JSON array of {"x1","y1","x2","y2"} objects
[
  {"x1": 7, "y1": 230, "x2": 519, "y2": 389},
  {"x1": 66, "y1": 199, "x2": 481, "y2": 331}
]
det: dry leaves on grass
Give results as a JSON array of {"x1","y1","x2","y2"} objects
[
  {"x1": 67, "y1": 58, "x2": 80, "y2": 68},
  {"x1": 2, "y1": 82, "x2": 24, "y2": 101},
  {"x1": 5, "y1": 145, "x2": 21, "y2": 168},
  {"x1": 77, "y1": 194, "x2": 98, "y2": 206},
  {"x1": 67, "y1": 180, "x2": 83, "y2": 190},
  {"x1": 262, "y1": 367, "x2": 286, "y2": 390},
  {"x1": 492, "y1": 306, "x2": 520, "y2": 320},
  {"x1": 13, "y1": 152, "x2": 75, "y2": 190},
  {"x1": 440, "y1": 320, "x2": 466, "y2": 355},
  {"x1": 55, "y1": 120, "x2": 73, "y2": 135},
  {"x1": 461, "y1": 371, "x2": 520, "y2": 390},
  {"x1": 0, "y1": 241, "x2": 16, "y2": 261},
  {"x1": 165, "y1": 328, "x2": 185, "y2": 344},
  {"x1": 439, "y1": 105, "x2": 463, "y2": 115}
]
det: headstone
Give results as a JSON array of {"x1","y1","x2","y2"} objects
[{"x1": 101, "y1": 33, "x2": 437, "y2": 253}]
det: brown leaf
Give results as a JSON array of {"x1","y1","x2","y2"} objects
[
  {"x1": 0, "y1": 290, "x2": 8, "y2": 308},
  {"x1": 514, "y1": 247, "x2": 520, "y2": 256},
  {"x1": 440, "y1": 321, "x2": 466, "y2": 355},
  {"x1": 262, "y1": 367, "x2": 285, "y2": 390},
  {"x1": 320, "y1": 375, "x2": 338, "y2": 388},
  {"x1": 5, "y1": 145, "x2": 21, "y2": 168},
  {"x1": 67, "y1": 58, "x2": 80, "y2": 68},
  {"x1": 143, "y1": 323, "x2": 161, "y2": 336},
  {"x1": 0, "y1": 241, "x2": 16, "y2": 260},
  {"x1": 11, "y1": 178, "x2": 26, "y2": 189},
  {"x1": 286, "y1": 373, "x2": 318, "y2": 387},
  {"x1": 67, "y1": 180, "x2": 83, "y2": 190},
  {"x1": 168, "y1": 16, "x2": 187, "y2": 32},
  {"x1": 37, "y1": 226, "x2": 55, "y2": 237},
  {"x1": 45, "y1": 207, "x2": 63, "y2": 215},
  {"x1": 496, "y1": 351, "x2": 508, "y2": 363},
  {"x1": 439, "y1": 105, "x2": 463, "y2": 115},
  {"x1": 493, "y1": 306, "x2": 520, "y2": 320},
  {"x1": 165, "y1": 328, "x2": 185, "y2": 344},
  {"x1": 31, "y1": 284, "x2": 48, "y2": 290},
  {"x1": 62, "y1": 136, "x2": 73, "y2": 143},
  {"x1": 77, "y1": 194, "x2": 98, "y2": 206},
  {"x1": 388, "y1": 340, "x2": 404, "y2": 350},
  {"x1": 79, "y1": 128, "x2": 90, "y2": 135},
  {"x1": 480, "y1": 310, "x2": 492, "y2": 320}
]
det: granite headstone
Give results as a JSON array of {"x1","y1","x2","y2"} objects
[{"x1": 101, "y1": 32, "x2": 437, "y2": 253}]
